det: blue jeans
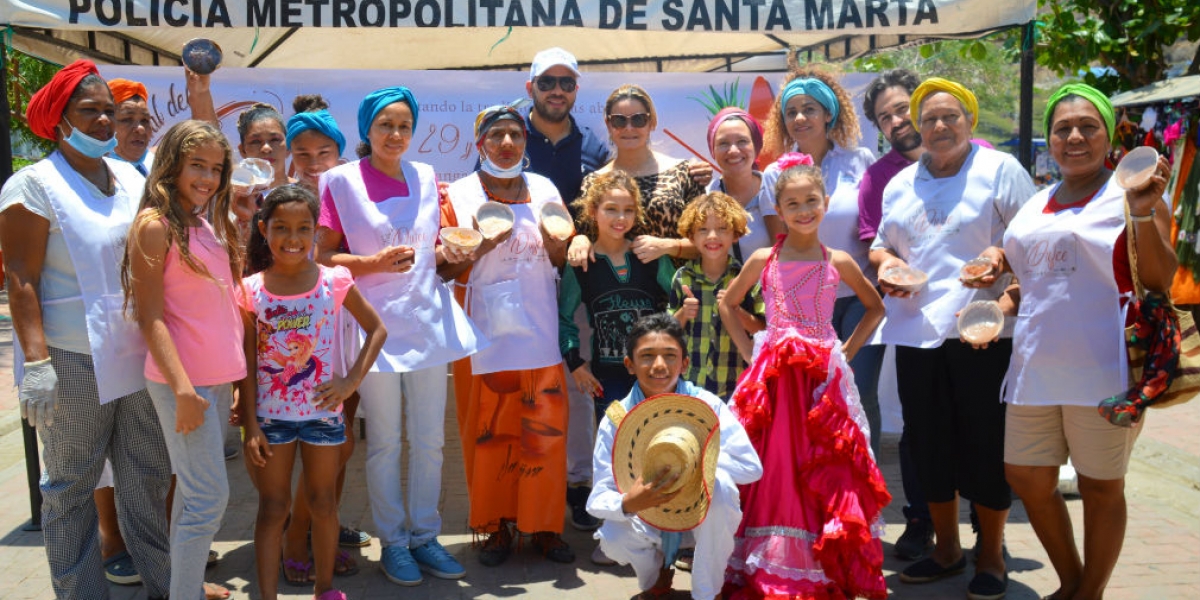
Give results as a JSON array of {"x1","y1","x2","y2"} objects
[
  {"x1": 832, "y1": 295, "x2": 885, "y2": 457},
  {"x1": 146, "y1": 380, "x2": 233, "y2": 600}
]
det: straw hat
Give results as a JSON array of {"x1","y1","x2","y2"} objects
[{"x1": 612, "y1": 393, "x2": 720, "y2": 532}]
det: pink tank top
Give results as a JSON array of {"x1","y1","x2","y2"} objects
[
  {"x1": 762, "y1": 243, "x2": 839, "y2": 343},
  {"x1": 144, "y1": 220, "x2": 247, "y2": 386}
]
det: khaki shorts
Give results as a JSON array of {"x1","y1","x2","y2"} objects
[{"x1": 1005, "y1": 404, "x2": 1142, "y2": 480}]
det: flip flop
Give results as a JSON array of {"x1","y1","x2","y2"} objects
[
  {"x1": 315, "y1": 589, "x2": 348, "y2": 600},
  {"x1": 282, "y1": 558, "x2": 314, "y2": 587},
  {"x1": 334, "y1": 550, "x2": 359, "y2": 577}
]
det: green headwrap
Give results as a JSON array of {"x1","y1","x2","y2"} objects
[{"x1": 1044, "y1": 83, "x2": 1116, "y2": 143}]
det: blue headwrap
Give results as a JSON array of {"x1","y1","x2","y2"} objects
[
  {"x1": 779, "y1": 78, "x2": 840, "y2": 127},
  {"x1": 357, "y1": 86, "x2": 419, "y2": 143},
  {"x1": 286, "y1": 110, "x2": 346, "y2": 155}
]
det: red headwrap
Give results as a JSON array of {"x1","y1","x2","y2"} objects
[
  {"x1": 25, "y1": 59, "x2": 102, "y2": 141},
  {"x1": 108, "y1": 78, "x2": 148, "y2": 105}
]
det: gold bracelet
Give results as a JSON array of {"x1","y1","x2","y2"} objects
[{"x1": 1130, "y1": 208, "x2": 1156, "y2": 223}]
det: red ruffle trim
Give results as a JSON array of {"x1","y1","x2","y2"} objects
[{"x1": 729, "y1": 334, "x2": 891, "y2": 600}]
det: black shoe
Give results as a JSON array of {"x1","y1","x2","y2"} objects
[
  {"x1": 530, "y1": 531, "x2": 576, "y2": 563},
  {"x1": 571, "y1": 502, "x2": 601, "y2": 531},
  {"x1": 967, "y1": 571, "x2": 1008, "y2": 600},
  {"x1": 898, "y1": 555, "x2": 967, "y2": 584},
  {"x1": 894, "y1": 518, "x2": 934, "y2": 560},
  {"x1": 567, "y1": 485, "x2": 600, "y2": 531},
  {"x1": 478, "y1": 526, "x2": 513, "y2": 567}
]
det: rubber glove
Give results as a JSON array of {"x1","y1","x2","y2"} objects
[{"x1": 19, "y1": 358, "x2": 58, "y2": 429}]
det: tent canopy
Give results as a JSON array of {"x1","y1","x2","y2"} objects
[
  {"x1": 3, "y1": 0, "x2": 1035, "y2": 70},
  {"x1": 1110, "y1": 74, "x2": 1200, "y2": 108}
]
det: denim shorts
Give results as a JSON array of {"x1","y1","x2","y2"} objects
[{"x1": 258, "y1": 415, "x2": 346, "y2": 446}]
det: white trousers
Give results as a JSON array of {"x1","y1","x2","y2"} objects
[
  {"x1": 359, "y1": 364, "x2": 448, "y2": 549},
  {"x1": 596, "y1": 474, "x2": 741, "y2": 600}
]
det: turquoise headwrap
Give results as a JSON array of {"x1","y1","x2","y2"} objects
[
  {"x1": 779, "y1": 78, "x2": 839, "y2": 127},
  {"x1": 1044, "y1": 83, "x2": 1116, "y2": 143},
  {"x1": 357, "y1": 87, "x2": 419, "y2": 143},
  {"x1": 286, "y1": 110, "x2": 346, "y2": 155}
]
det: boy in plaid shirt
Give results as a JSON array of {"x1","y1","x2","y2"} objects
[{"x1": 670, "y1": 192, "x2": 764, "y2": 399}]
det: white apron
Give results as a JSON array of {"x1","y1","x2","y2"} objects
[
  {"x1": 875, "y1": 148, "x2": 1020, "y2": 348},
  {"x1": 326, "y1": 159, "x2": 483, "y2": 372},
  {"x1": 21, "y1": 152, "x2": 147, "y2": 403},
  {"x1": 447, "y1": 172, "x2": 563, "y2": 375},
  {"x1": 1001, "y1": 178, "x2": 1128, "y2": 406}
]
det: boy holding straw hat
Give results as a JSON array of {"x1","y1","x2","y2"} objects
[{"x1": 588, "y1": 313, "x2": 762, "y2": 600}]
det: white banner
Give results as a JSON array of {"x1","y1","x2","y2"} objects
[
  {"x1": 99, "y1": 66, "x2": 881, "y2": 185},
  {"x1": 6, "y1": 0, "x2": 1033, "y2": 33}
]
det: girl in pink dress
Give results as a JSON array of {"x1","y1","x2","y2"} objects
[{"x1": 719, "y1": 155, "x2": 890, "y2": 599}]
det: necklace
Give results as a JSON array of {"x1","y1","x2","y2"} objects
[{"x1": 479, "y1": 175, "x2": 529, "y2": 205}]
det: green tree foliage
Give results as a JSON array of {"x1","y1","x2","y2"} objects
[
  {"x1": 854, "y1": 38, "x2": 1026, "y2": 145},
  {"x1": 6, "y1": 47, "x2": 59, "y2": 159},
  {"x1": 1034, "y1": 0, "x2": 1199, "y2": 94}
]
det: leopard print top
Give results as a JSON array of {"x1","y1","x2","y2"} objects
[{"x1": 578, "y1": 160, "x2": 706, "y2": 239}]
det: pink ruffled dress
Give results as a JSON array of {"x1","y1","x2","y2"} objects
[{"x1": 723, "y1": 243, "x2": 891, "y2": 600}]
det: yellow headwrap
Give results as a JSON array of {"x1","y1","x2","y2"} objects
[{"x1": 910, "y1": 77, "x2": 979, "y2": 131}]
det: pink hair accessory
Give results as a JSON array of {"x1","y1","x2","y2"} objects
[{"x1": 775, "y1": 152, "x2": 814, "y2": 170}]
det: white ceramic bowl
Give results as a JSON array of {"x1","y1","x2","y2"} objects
[
  {"x1": 439, "y1": 227, "x2": 483, "y2": 253},
  {"x1": 958, "y1": 300, "x2": 1004, "y2": 344},
  {"x1": 1114, "y1": 146, "x2": 1159, "y2": 190},
  {"x1": 540, "y1": 202, "x2": 576, "y2": 241},
  {"x1": 476, "y1": 203, "x2": 515, "y2": 239}
]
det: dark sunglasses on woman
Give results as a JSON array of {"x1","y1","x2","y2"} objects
[
  {"x1": 535, "y1": 76, "x2": 577, "y2": 93},
  {"x1": 607, "y1": 113, "x2": 650, "y2": 129}
]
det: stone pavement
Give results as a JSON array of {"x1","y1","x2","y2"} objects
[{"x1": 0, "y1": 291, "x2": 1196, "y2": 599}]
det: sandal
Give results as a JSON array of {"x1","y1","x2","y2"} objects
[
  {"x1": 315, "y1": 590, "x2": 348, "y2": 600},
  {"x1": 334, "y1": 550, "x2": 360, "y2": 577},
  {"x1": 282, "y1": 559, "x2": 314, "y2": 587},
  {"x1": 203, "y1": 582, "x2": 230, "y2": 600}
]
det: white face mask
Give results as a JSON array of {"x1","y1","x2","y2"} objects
[
  {"x1": 60, "y1": 119, "x2": 118, "y2": 159},
  {"x1": 479, "y1": 155, "x2": 524, "y2": 179}
]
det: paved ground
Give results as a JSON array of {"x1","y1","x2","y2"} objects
[{"x1": 0, "y1": 291, "x2": 1196, "y2": 599}]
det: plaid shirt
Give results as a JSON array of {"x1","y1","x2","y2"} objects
[{"x1": 668, "y1": 257, "x2": 764, "y2": 399}]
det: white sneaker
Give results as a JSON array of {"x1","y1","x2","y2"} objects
[{"x1": 591, "y1": 545, "x2": 617, "y2": 566}]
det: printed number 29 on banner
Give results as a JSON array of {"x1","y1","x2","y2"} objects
[{"x1": 417, "y1": 122, "x2": 474, "y2": 160}]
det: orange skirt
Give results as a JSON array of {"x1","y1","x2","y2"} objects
[{"x1": 453, "y1": 359, "x2": 568, "y2": 535}]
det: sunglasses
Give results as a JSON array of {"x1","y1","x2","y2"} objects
[
  {"x1": 535, "y1": 76, "x2": 577, "y2": 93},
  {"x1": 607, "y1": 113, "x2": 651, "y2": 129}
]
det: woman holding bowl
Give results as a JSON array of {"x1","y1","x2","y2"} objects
[
  {"x1": 985, "y1": 83, "x2": 1173, "y2": 600},
  {"x1": 442, "y1": 103, "x2": 574, "y2": 568}
]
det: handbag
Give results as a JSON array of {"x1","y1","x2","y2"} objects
[{"x1": 1114, "y1": 198, "x2": 1200, "y2": 419}]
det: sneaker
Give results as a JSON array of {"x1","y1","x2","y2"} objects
[
  {"x1": 478, "y1": 526, "x2": 514, "y2": 567},
  {"x1": 380, "y1": 545, "x2": 423, "y2": 586},
  {"x1": 411, "y1": 539, "x2": 466, "y2": 580},
  {"x1": 673, "y1": 548, "x2": 694, "y2": 571},
  {"x1": 591, "y1": 545, "x2": 617, "y2": 566},
  {"x1": 570, "y1": 503, "x2": 601, "y2": 531},
  {"x1": 104, "y1": 551, "x2": 141, "y2": 585},
  {"x1": 338, "y1": 526, "x2": 371, "y2": 548},
  {"x1": 894, "y1": 518, "x2": 934, "y2": 560},
  {"x1": 566, "y1": 485, "x2": 601, "y2": 531},
  {"x1": 530, "y1": 531, "x2": 575, "y2": 563}
]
